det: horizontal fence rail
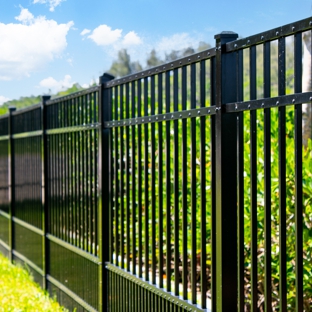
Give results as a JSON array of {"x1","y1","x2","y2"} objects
[{"x1": 0, "y1": 16, "x2": 312, "y2": 312}]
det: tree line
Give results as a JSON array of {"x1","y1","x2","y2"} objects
[{"x1": 107, "y1": 42, "x2": 211, "y2": 78}]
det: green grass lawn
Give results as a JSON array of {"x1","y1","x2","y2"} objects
[{"x1": 0, "y1": 252, "x2": 67, "y2": 312}]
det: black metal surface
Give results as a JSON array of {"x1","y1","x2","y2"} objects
[
  {"x1": 165, "y1": 70, "x2": 171, "y2": 293},
  {"x1": 151, "y1": 74, "x2": 156, "y2": 286},
  {"x1": 0, "y1": 16, "x2": 310, "y2": 312},
  {"x1": 113, "y1": 85, "x2": 119, "y2": 269},
  {"x1": 125, "y1": 82, "x2": 130, "y2": 272},
  {"x1": 209, "y1": 55, "x2": 216, "y2": 312},
  {"x1": 144, "y1": 76, "x2": 149, "y2": 282},
  {"x1": 98, "y1": 73, "x2": 114, "y2": 311},
  {"x1": 190, "y1": 62, "x2": 197, "y2": 304},
  {"x1": 278, "y1": 36, "x2": 287, "y2": 312},
  {"x1": 157, "y1": 72, "x2": 164, "y2": 289},
  {"x1": 226, "y1": 92, "x2": 312, "y2": 113},
  {"x1": 0, "y1": 117, "x2": 9, "y2": 219},
  {"x1": 106, "y1": 48, "x2": 216, "y2": 310},
  {"x1": 14, "y1": 135, "x2": 42, "y2": 228},
  {"x1": 199, "y1": 59, "x2": 207, "y2": 309},
  {"x1": 46, "y1": 86, "x2": 99, "y2": 106},
  {"x1": 131, "y1": 80, "x2": 136, "y2": 276},
  {"x1": 294, "y1": 31, "x2": 303, "y2": 312},
  {"x1": 263, "y1": 40, "x2": 272, "y2": 312},
  {"x1": 214, "y1": 31, "x2": 238, "y2": 311},
  {"x1": 106, "y1": 263, "x2": 207, "y2": 312},
  {"x1": 104, "y1": 48, "x2": 216, "y2": 88},
  {"x1": 249, "y1": 44, "x2": 258, "y2": 312},
  {"x1": 226, "y1": 16, "x2": 312, "y2": 51},
  {"x1": 137, "y1": 79, "x2": 143, "y2": 279},
  {"x1": 48, "y1": 240, "x2": 99, "y2": 311},
  {"x1": 104, "y1": 106, "x2": 216, "y2": 128},
  {"x1": 181, "y1": 66, "x2": 188, "y2": 301},
  {"x1": 14, "y1": 222, "x2": 43, "y2": 268},
  {"x1": 119, "y1": 83, "x2": 125, "y2": 270},
  {"x1": 236, "y1": 47, "x2": 245, "y2": 312},
  {"x1": 8, "y1": 107, "x2": 16, "y2": 262},
  {"x1": 173, "y1": 68, "x2": 179, "y2": 297}
]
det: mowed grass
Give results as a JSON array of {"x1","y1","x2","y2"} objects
[{"x1": 0, "y1": 252, "x2": 67, "y2": 312}]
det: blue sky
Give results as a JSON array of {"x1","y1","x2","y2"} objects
[{"x1": 0, "y1": 0, "x2": 311, "y2": 104}]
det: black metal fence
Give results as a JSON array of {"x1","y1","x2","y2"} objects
[{"x1": 0, "y1": 17, "x2": 312, "y2": 311}]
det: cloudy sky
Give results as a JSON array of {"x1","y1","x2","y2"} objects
[{"x1": 0, "y1": 0, "x2": 311, "y2": 105}]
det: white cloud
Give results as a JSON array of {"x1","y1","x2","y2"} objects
[
  {"x1": 80, "y1": 28, "x2": 91, "y2": 36},
  {"x1": 83, "y1": 23, "x2": 203, "y2": 71},
  {"x1": 85, "y1": 24, "x2": 202, "y2": 66},
  {"x1": 86, "y1": 24, "x2": 143, "y2": 50},
  {"x1": 67, "y1": 58, "x2": 73, "y2": 66},
  {"x1": 0, "y1": 95, "x2": 11, "y2": 106},
  {"x1": 155, "y1": 33, "x2": 202, "y2": 57},
  {"x1": 15, "y1": 8, "x2": 34, "y2": 24},
  {"x1": 81, "y1": 78, "x2": 96, "y2": 89},
  {"x1": 0, "y1": 8, "x2": 73, "y2": 81},
  {"x1": 38, "y1": 74, "x2": 74, "y2": 93},
  {"x1": 88, "y1": 25, "x2": 122, "y2": 46},
  {"x1": 122, "y1": 31, "x2": 142, "y2": 46},
  {"x1": 33, "y1": 0, "x2": 66, "y2": 12}
]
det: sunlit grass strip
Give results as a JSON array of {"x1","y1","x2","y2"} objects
[{"x1": 0, "y1": 252, "x2": 67, "y2": 312}]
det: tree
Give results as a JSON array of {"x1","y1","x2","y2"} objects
[
  {"x1": 131, "y1": 61, "x2": 143, "y2": 73},
  {"x1": 182, "y1": 47, "x2": 195, "y2": 57},
  {"x1": 197, "y1": 41, "x2": 211, "y2": 52},
  {"x1": 0, "y1": 84, "x2": 85, "y2": 116},
  {"x1": 108, "y1": 49, "x2": 143, "y2": 78},
  {"x1": 146, "y1": 49, "x2": 163, "y2": 68},
  {"x1": 165, "y1": 50, "x2": 180, "y2": 62}
]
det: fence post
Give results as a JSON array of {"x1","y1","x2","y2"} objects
[
  {"x1": 8, "y1": 106, "x2": 16, "y2": 263},
  {"x1": 98, "y1": 72, "x2": 114, "y2": 312},
  {"x1": 41, "y1": 95, "x2": 51, "y2": 290},
  {"x1": 214, "y1": 31, "x2": 239, "y2": 311}
]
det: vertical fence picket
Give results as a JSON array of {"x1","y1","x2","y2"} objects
[
  {"x1": 165, "y1": 71, "x2": 171, "y2": 292},
  {"x1": 181, "y1": 65, "x2": 188, "y2": 301},
  {"x1": 114, "y1": 85, "x2": 119, "y2": 267},
  {"x1": 98, "y1": 73, "x2": 114, "y2": 312},
  {"x1": 125, "y1": 82, "x2": 130, "y2": 272},
  {"x1": 210, "y1": 55, "x2": 216, "y2": 312},
  {"x1": 237, "y1": 47, "x2": 245, "y2": 312},
  {"x1": 158, "y1": 72, "x2": 164, "y2": 289},
  {"x1": 199, "y1": 59, "x2": 207, "y2": 309},
  {"x1": 151, "y1": 75, "x2": 156, "y2": 285},
  {"x1": 138, "y1": 79, "x2": 143, "y2": 279},
  {"x1": 294, "y1": 31, "x2": 303, "y2": 312},
  {"x1": 190, "y1": 62, "x2": 197, "y2": 305},
  {"x1": 8, "y1": 107, "x2": 16, "y2": 263},
  {"x1": 263, "y1": 40, "x2": 272, "y2": 312},
  {"x1": 173, "y1": 67, "x2": 179, "y2": 297},
  {"x1": 131, "y1": 80, "x2": 136, "y2": 275},
  {"x1": 42, "y1": 95, "x2": 51, "y2": 290},
  {"x1": 144, "y1": 76, "x2": 149, "y2": 282},
  {"x1": 278, "y1": 36, "x2": 287, "y2": 312},
  {"x1": 250, "y1": 44, "x2": 258, "y2": 312},
  {"x1": 214, "y1": 31, "x2": 238, "y2": 311}
]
